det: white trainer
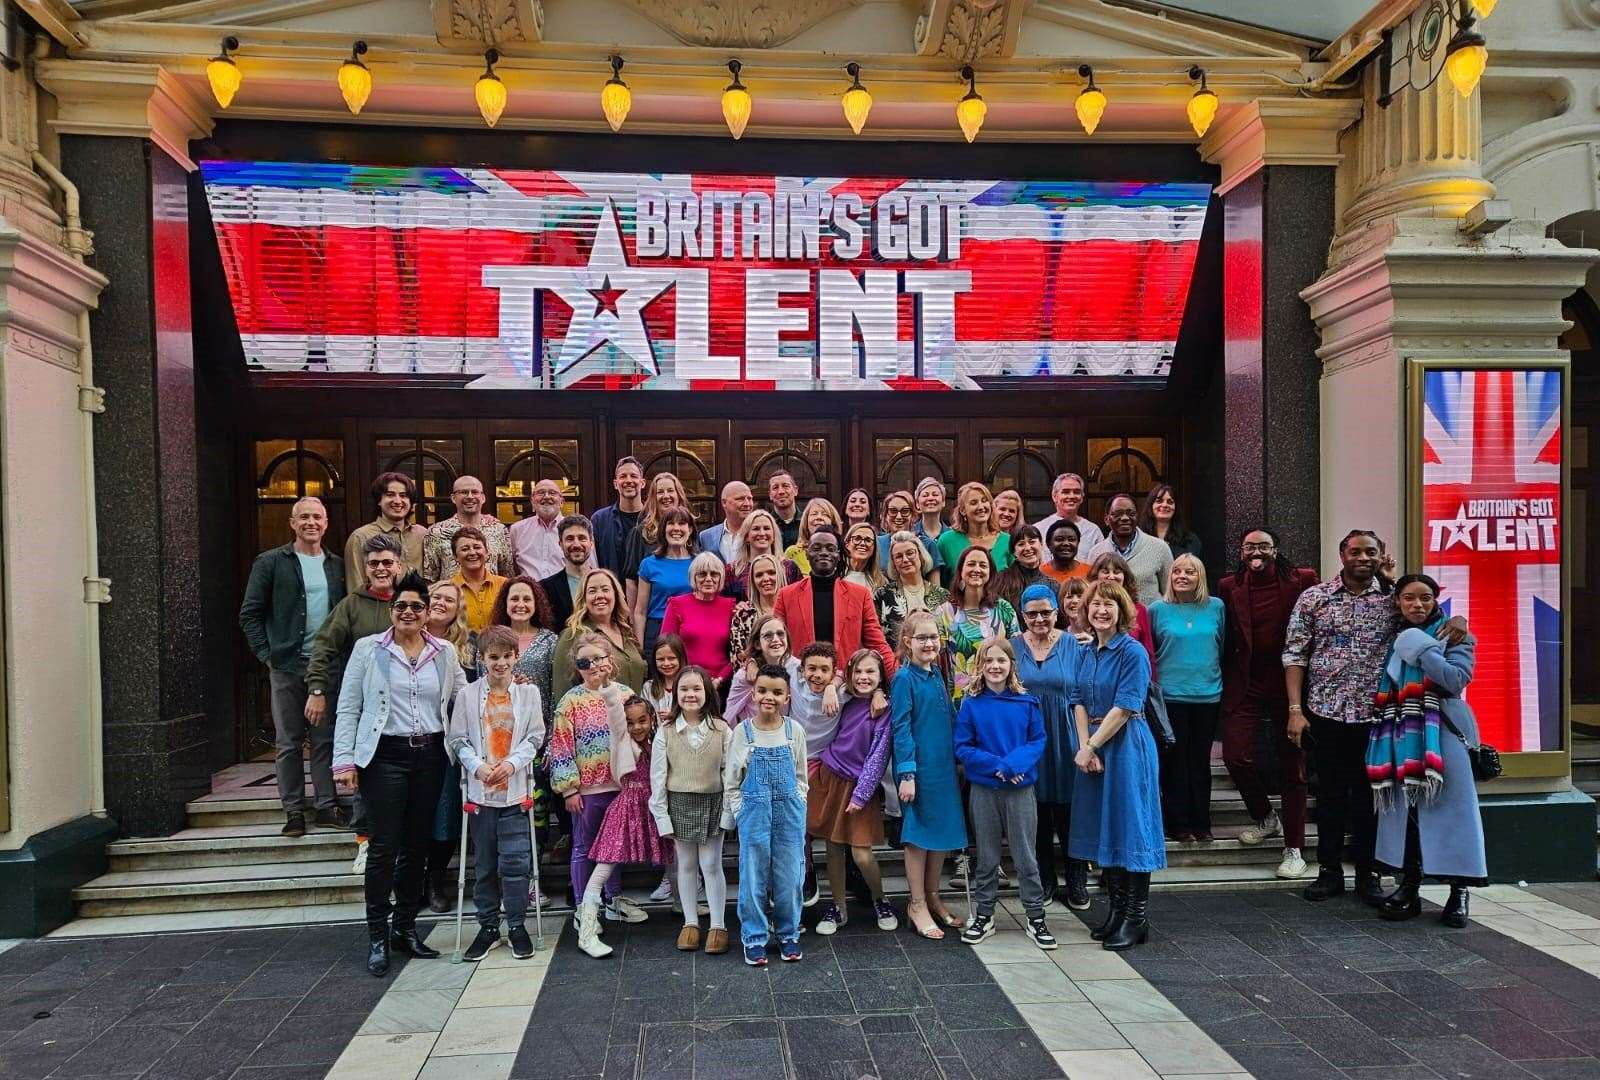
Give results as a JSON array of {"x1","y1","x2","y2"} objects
[
  {"x1": 1276, "y1": 847, "x2": 1309, "y2": 879},
  {"x1": 1238, "y1": 814, "x2": 1282, "y2": 846},
  {"x1": 649, "y1": 874, "x2": 674, "y2": 903},
  {"x1": 577, "y1": 902, "x2": 614, "y2": 958},
  {"x1": 350, "y1": 839, "x2": 368, "y2": 875},
  {"x1": 606, "y1": 896, "x2": 649, "y2": 924}
]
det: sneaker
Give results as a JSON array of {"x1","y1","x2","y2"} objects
[
  {"x1": 463, "y1": 926, "x2": 499, "y2": 962},
  {"x1": 1025, "y1": 914, "x2": 1058, "y2": 951},
  {"x1": 961, "y1": 912, "x2": 995, "y2": 945},
  {"x1": 508, "y1": 925, "x2": 535, "y2": 959},
  {"x1": 1276, "y1": 848, "x2": 1309, "y2": 879},
  {"x1": 605, "y1": 897, "x2": 648, "y2": 924},
  {"x1": 874, "y1": 900, "x2": 899, "y2": 931},
  {"x1": 527, "y1": 883, "x2": 552, "y2": 910},
  {"x1": 314, "y1": 806, "x2": 351, "y2": 829},
  {"x1": 780, "y1": 940, "x2": 803, "y2": 962},
  {"x1": 947, "y1": 871, "x2": 967, "y2": 889},
  {"x1": 282, "y1": 812, "x2": 306, "y2": 838},
  {"x1": 744, "y1": 944, "x2": 769, "y2": 967},
  {"x1": 649, "y1": 875, "x2": 674, "y2": 903},
  {"x1": 815, "y1": 905, "x2": 845, "y2": 936},
  {"x1": 350, "y1": 839, "x2": 368, "y2": 875},
  {"x1": 1238, "y1": 813, "x2": 1282, "y2": 847}
]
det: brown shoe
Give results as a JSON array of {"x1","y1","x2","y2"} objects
[
  {"x1": 704, "y1": 928, "x2": 729, "y2": 955},
  {"x1": 676, "y1": 925, "x2": 701, "y2": 952}
]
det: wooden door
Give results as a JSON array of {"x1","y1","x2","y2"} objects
[
  {"x1": 732, "y1": 419, "x2": 843, "y2": 511},
  {"x1": 614, "y1": 420, "x2": 727, "y2": 526}
]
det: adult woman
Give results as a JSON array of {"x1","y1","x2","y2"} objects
[
  {"x1": 992, "y1": 488, "x2": 1024, "y2": 534},
  {"x1": 1012, "y1": 583, "x2": 1088, "y2": 909},
  {"x1": 490, "y1": 576, "x2": 560, "y2": 724},
  {"x1": 633, "y1": 506, "x2": 698, "y2": 664},
  {"x1": 875, "y1": 531, "x2": 949, "y2": 649},
  {"x1": 875, "y1": 490, "x2": 917, "y2": 568},
  {"x1": 334, "y1": 571, "x2": 467, "y2": 976},
  {"x1": 1138, "y1": 483, "x2": 1202, "y2": 559},
  {"x1": 1148, "y1": 554, "x2": 1224, "y2": 842},
  {"x1": 422, "y1": 581, "x2": 477, "y2": 914},
  {"x1": 1041, "y1": 519, "x2": 1090, "y2": 584},
  {"x1": 843, "y1": 487, "x2": 874, "y2": 530},
  {"x1": 661, "y1": 552, "x2": 738, "y2": 684},
  {"x1": 1090, "y1": 553, "x2": 1157, "y2": 671},
  {"x1": 1370, "y1": 574, "x2": 1486, "y2": 927},
  {"x1": 623, "y1": 472, "x2": 691, "y2": 607},
  {"x1": 1069, "y1": 580, "x2": 1163, "y2": 951},
  {"x1": 727, "y1": 553, "x2": 787, "y2": 667},
  {"x1": 427, "y1": 581, "x2": 477, "y2": 678},
  {"x1": 842, "y1": 522, "x2": 887, "y2": 591},
  {"x1": 726, "y1": 509, "x2": 799, "y2": 601},
  {"x1": 784, "y1": 497, "x2": 844, "y2": 575},
  {"x1": 554, "y1": 568, "x2": 646, "y2": 693},
  {"x1": 936, "y1": 481, "x2": 1012, "y2": 574},
  {"x1": 935, "y1": 546, "x2": 1019, "y2": 706},
  {"x1": 996, "y1": 524, "x2": 1046, "y2": 611}
]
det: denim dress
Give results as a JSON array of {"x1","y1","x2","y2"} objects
[
  {"x1": 1011, "y1": 633, "x2": 1080, "y2": 805},
  {"x1": 1067, "y1": 633, "x2": 1166, "y2": 873},
  {"x1": 889, "y1": 665, "x2": 969, "y2": 852}
]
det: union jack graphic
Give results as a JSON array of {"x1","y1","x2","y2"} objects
[{"x1": 1421, "y1": 368, "x2": 1563, "y2": 753}]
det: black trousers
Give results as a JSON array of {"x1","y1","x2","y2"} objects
[
  {"x1": 1161, "y1": 701, "x2": 1220, "y2": 834},
  {"x1": 1036, "y1": 800, "x2": 1071, "y2": 888},
  {"x1": 1309, "y1": 714, "x2": 1375, "y2": 874},
  {"x1": 360, "y1": 734, "x2": 446, "y2": 937}
]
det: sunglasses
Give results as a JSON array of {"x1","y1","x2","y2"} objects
[
  {"x1": 1023, "y1": 610, "x2": 1056, "y2": 620},
  {"x1": 574, "y1": 656, "x2": 606, "y2": 671},
  {"x1": 391, "y1": 601, "x2": 427, "y2": 613}
]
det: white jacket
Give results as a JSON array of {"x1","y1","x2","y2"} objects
[{"x1": 446, "y1": 680, "x2": 546, "y2": 807}]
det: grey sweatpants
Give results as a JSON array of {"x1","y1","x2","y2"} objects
[
  {"x1": 269, "y1": 669, "x2": 334, "y2": 812},
  {"x1": 471, "y1": 804, "x2": 533, "y2": 930},
  {"x1": 970, "y1": 785, "x2": 1046, "y2": 917}
]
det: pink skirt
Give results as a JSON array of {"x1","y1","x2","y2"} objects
[{"x1": 590, "y1": 770, "x2": 672, "y2": 867}]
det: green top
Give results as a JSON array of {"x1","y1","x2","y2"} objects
[{"x1": 935, "y1": 529, "x2": 1012, "y2": 577}]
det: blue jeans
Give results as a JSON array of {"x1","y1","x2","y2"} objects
[{"x1": 735, "y1": 721, "x2": 806, "y2": 949}]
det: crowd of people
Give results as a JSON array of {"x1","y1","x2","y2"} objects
[{"x1": 239, "y1": 458, "x2": 1489, "y2": 976}]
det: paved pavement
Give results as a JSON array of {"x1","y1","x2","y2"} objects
[{"x1": 1, "y1": 883, "x2": 1598, "y2": 1079}]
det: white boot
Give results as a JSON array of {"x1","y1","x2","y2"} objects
[{"x1": 577, "y1": 901, "x2": 613, "y2": 959}]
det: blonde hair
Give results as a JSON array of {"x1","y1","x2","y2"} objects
[
  {"x1": 639, "y1": 472, "x2": 692, "y2": 544},
  {"x1": 797, "y1": 497, "x2": 844, "y2": 546},
  {"x1": 1163, "y1": 553, "x2": 1210, "y2": 604},
  {"x1": 886, "y1": 530, "x2": 933, "y2": 580},
  {"x1": 950, "y1": 481, "x2": 996, "y2": 536},
  {"x1": 896, "y1": 609, "x2": 941, "y2": 669},
  {"x1": 844, "y1": 522, "x2": 886, "y2": 589},
  {"x1": 1083, "y1": 579, "x2": 1136, "y2": 632},
  {"x1": 744, "y1": 552, "x2": 786, "y2": 618},
  {"x1": 567, "y1": 567, "x2": 639, "y2": 647},
  {"x1": 734, "y1": 508, "x2": 782, "y2": 570},
  {"x1": 426, "y1": 580, "x2": 473, "y2": 667},
  {"x1": 688, "y1": 550, "x2": 726, "y2": 587},
  {"x1": 972, "y1": 638, "x2": 1025, "y2": 695}
]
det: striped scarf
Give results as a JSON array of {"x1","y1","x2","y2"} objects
[{"x1": 1365, "y1": 615, "x2": 1445, "y2": 811}]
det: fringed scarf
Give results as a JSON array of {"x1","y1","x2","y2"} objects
[{"x1": 1365, "y1": 615, "x2": 1446, "y2": 811}]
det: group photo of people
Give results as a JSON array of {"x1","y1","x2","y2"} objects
[{"x1": 240, "y1": 458, "x2": 1490, "y2": 976}]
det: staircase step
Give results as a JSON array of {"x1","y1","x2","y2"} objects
[{"x1": 108, "y1": 825, "x2": 359, "y2": 870}]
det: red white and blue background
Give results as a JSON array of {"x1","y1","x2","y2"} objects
[
  {"x1": 1420, "y1": 367, "x2": 1564, "y2": 754},
  {"x1": 199, "y1": 162, "x2": 1210, "y2": 391}
]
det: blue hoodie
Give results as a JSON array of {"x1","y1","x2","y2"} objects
[{"x1": 953, "y1": 689, "x2": 1047, "y2": 788}]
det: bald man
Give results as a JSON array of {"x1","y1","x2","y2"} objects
[
  {"x1": 422, "y1": 474, "x2": 514, "y2": 581},
  {"x1": 699, "y1": 480, "x2": 755, "y2": 566}
]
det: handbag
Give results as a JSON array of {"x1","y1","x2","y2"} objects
[
  {"x1": 1440, "y1": 714, "x2": 1502, "y2": 781},
  {"x1": 1143, "y1": 681, "x2": 1176, "y2": 751}
]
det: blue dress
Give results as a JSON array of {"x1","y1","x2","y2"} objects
[
  {"x1": 1068, "y1": 633, "x2": 1166, "y2": 873},
  {"x1": 1011, "y1": 633, "x2": 1080, "y2": 805},
  {"x1": 890, "y1": 664, "x2": 968, "y2": 852}
]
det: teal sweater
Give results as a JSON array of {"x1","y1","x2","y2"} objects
[{"x1": 1147, "y1": 598, "x2": 1224, "y2": 703}]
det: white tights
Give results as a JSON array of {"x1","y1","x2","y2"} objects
[
  {"x1": 674, "y1": 832, "x2": 727, "y2": 930},
  {"x1": 582, "y1": 863, "x2": 615, "y2": 907}
]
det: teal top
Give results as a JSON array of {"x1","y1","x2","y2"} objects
[
  {"x1": 296, "y1": 551, "x2": 331, "y2": 659},
  {"x1": 1147, "y1": 597, "x2": 1225, "y2": 703}
]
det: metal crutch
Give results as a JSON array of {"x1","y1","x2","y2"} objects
[
  {"x1": 450, "y1": 771, "x2": 473, "y2": 964},
  {"x1": 521, "y1": 760, "x2": 545, "y2": 952}
]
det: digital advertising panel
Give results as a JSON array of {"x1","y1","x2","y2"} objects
[{"x1": 199, "y1": 162, "x2": 1211, "y2": 390}]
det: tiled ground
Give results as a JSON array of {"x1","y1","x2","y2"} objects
[{"x1": 1114, "y1": 887, "x2": 1600, "y2": 1080}]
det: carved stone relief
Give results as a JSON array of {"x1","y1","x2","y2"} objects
[
  {"x1": 431, "y1": 0, "x2": 544, "y2": 48},
  {"x1": 914, "y1": 0, "x2": 1026, "y2": 63},
  {"x1": 614, "y1": 0, "x2": 861, "y2": 49}
]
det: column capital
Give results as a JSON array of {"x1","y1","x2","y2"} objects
[
  {"x1": 1199, "y1": 96, "x2": 1362, "y2": 195},
  {"x1": 35, "y1": 61, "x2": 213, "y2": 172}
]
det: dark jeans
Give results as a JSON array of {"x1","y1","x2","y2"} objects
[
  {"x1": 1221, "y1": 694, "x2": 1307, "y2": 847},
  {"x1": 1161, "y1": 701, "x2": 1220, "y2": 834},
  {"x1": 1036, "y1": 800, "x2": 1070, "y2": 888},
  {"x1": 470, "y1": 804, "x2": 533, "y2": 930},
  {"x1": 359, "y1": 734, "x2": 446, "y2": 937},
  {"x1": 1309, "y1": 713, "x2": 1375, "y2": 875},
  {"x1": 269, "y1": 669, "x2": 334, "y2": 812}
]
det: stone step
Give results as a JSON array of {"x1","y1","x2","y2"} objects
[{"x1": 108, "y1": 824, "x2": 358, "y2": 870}]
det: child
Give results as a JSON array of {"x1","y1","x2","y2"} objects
[
  {"x1": 548, "y1": 633, "x2": 647, "y2": 927},
  {"x1": 446, "y1": 625, "x2": 546, "y2": 961},
  {"x1": 648, "y1": 666, "x2": 734, "y2": 954},
  {"x1": 578, "y1": 696, "x2": 673, "y2": 958},
  {"x1": 953, "y1": 638, "x2": 1054, "y2": 950},
  {"x1": 725, "y1": 663, "x2": 809, "y2": 965},
  {"x1": 809, "y1": 649, "x2": 897, "y2": 935},
  {"x1": 792, "y1": 641, "x2": 842, "y2": 907},
  {"x1": 642, "y1": 635, "x2": 687, "y2": 903},
  {"x1": 891, "y1": 610, "x2": 968, "y2": 939}
]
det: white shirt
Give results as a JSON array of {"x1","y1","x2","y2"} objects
[
  {"x1": 1035, "y1": 512, "x2": 1105, "y2": 553},
  {"x1": 719, "y1": 526, "x2": 740, "y2": 566},
  {"x1": 789, "y1": 678, "x2": 839, "y2": 761},
  {"x1": 510, "y1": 514, "x2": 594, "y2": 581},
  {"x1": 721, "y1": 719, "x2": 808, "y2": 827},
  {"x1": 647, "y1": 716, "x2": 735, "y2": 836},
  {"x1": 381, "y1": 636, "x2": 446, "y2": 737}
]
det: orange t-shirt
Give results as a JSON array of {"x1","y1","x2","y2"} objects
[
  {"x1": 1040, "y1": 561, "x2": 1091, "y2": 584},
  {"x1": 482, "y1": 688, "x2": 515, "y2": 792}
]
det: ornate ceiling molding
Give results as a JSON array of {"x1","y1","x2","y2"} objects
[
  {"x1": 613, "y1": 0, "x2": 863, "y2": 49},
  {"x1": 35, "y1": 61, "x2": 214, "y2": 171},
  {"x1": 1199, "y1": 97, "x2": 1363, "y2": 195},
  {"x1": 915, "y1": 0, "x2": 1030, "y2": 62},
  {"x1": 430, "y1": 0, "x2": 543, "y2": 49}
]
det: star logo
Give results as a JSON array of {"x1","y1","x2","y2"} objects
[
  {"x1": 589, "y1": 276, "x2": 625, "y2": 318},
  {"x1": 1440, "y1": 504, "x2": 1476, "y2": 551}
]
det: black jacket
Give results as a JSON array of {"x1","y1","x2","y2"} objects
[
  {"x1": 539, "y1": 569, "x2": 577, "y2": 631},
  {"x1": 240, "y1": 544, "x2": 347, "y2": 677}
]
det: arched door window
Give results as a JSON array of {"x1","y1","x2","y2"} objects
[
  {"x1": 873, "y1": 436, "x2": 955, "y2": 507},
  {"x1": 254, "y1": 438, "x2": 345, "y2": 549},
  {"x1": 373, "y1": 437, "x2": 464, "y2": 527},
  {"x1": 493, "y1": 438, "x2": 582, "y2": 524},
  {"x1": 631, "y1": 438, "x2": 718, "y2": 525},
  {"x1": 1084, "y1": 436, "x2": 1166, "y2": 525},
  {"x1": 982, "y1": 436, "x2": 1062, "y2": 524},
  {"x1": 744, "y1": 436, "x2": 830, "y2": 508}
]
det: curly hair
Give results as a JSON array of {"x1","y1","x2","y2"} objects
[{"x1": 489, "y1": 575, "x2": 557, "y2": 631}]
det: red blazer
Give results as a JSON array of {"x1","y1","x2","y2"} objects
[
  {"x1": 772, "y1": 576, "x2": 897, "y2": 679},
  {"x1": 1216, "y1": 567, "x2": 1319, "y2": 712}
]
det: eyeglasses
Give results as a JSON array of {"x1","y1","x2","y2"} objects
[
  {"x1": 911, "y1": 633, "x2": 941, "y2": 643},
  {"x1": 391, "y1": 601, "x2": 427, "y2": 613},
  {"x1": 847, "y1": 535, "x2": 874, "y2": 545},
  {"x1": 1241, "y1": 542, "x2": 1275, "y2": 553},
  {"x1": 1023, "y1": 610, "x2": 1056, "y2": 620}
]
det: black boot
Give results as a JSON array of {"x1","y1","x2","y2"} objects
[
  {"x1": 427, "y1": 841, "x2": 455, "y2": 914},
  {"x1": 390, "y1": 927, "x2": 441, "y2": 959},
  {"x1": 1302, "y1": 867, "x2": 1345, "y2": 902},
  {"x1": 1091, "y1": 868, "x2": 1126, "y2": 941},
  {"x1": 1440, "y1": 886, "x2": 1470, "y2": 928},
  {"x1": 1355, "y1": 866, "x2": 1386, "y2": 908},
  {"x1": 366, "y1": 936, "x2": 390, "y2": 977},
  {"x1": 1379, "y1": 858, "x2": 1423, "y2": 921},
  {"x1": 1064, "y1": 860, "x2": 1091, "y2": 911},
  {"x1": 1104, "y1": 872, "x2": 1150, "y2": 951}
]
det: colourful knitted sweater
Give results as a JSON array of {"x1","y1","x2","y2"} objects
[{"x1": 547, "y1": 684, "x2": 625, "y2": 797}]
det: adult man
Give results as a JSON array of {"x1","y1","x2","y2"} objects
[
  {"x1": 699, "y1": 480, "x2": 755, "y2": 565},
  {"x1": 767, "y1": 469, "x2": 802, "y2": 549},
  {"x1": 590, "y1": 457, "x2": 645, "y2": 576},
  {"x1": 772, "y1": 525, "x2": 896, "y2": 677},
  {"x1": 240, "y1": 497, "x2": 347, "y2": 837},
  {"x1": 512, "y1": 477, "x2": 585, "y2": 580},
  {"x1": 1034, "y1": 473, "x2": 1105, "y2": 553},
  {"x1": 1216, "y1": 528, "x2": 1318, "y2": 879},
  {"x1": 1283, "y1": 530, "x2": 1465, "y2": 903},
  {"x1": 451, "y1": 526, "x2": 508, "y2": 634},
  {"x1": 305, "y1": 534, "x2": 405, "y2": 732},
  {"x1": 422, "y1": 475, "x2": 513, "y2": 582},
  {"x1": 539, "y1": 514, "x2": 593, "y2": 629},
  {"x1": 911, "y1": 477, "x2": 950, "y2": 586},
  {"x1": 345, "y1": 472, "x2": 426, "y2": 590},
  {"x1": 1084, "y1": 493, "x2": 1172, "y2": 603}
]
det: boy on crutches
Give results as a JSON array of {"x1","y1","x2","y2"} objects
[{"x1": 445, "y1": 626, "x2": 545, "y2": 961}]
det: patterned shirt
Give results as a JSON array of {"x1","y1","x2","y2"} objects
[
  {"x1": 1281, "y1": 576, "x2": 1400, "y2": 724},
  {"x1": 935, "y1": 599, "x2": 1019, "y2": 706},
  {"x1": 422, "y1": 516, "x2": 514, "y2": 582},
  {"x1": 547, "y1": 684, "x2": 624, "y2": 796},
  {"x1": 481, "y1": 688, "x2": 515, "y2": 794}
]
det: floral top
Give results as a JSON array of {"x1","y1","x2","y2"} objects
[
  {"x1": 512, "y1": 628, "x2": 558, "y2": 726},
  {"x1": 727, "y1": 600, "x2": 778, "y2": 667},
  {"x1": 934, "y1": 598, "x2": 1019, "y2": 706},
  {"x1": 1281, "y1": 575, "x2": 1401, "y2": 725},
  {"x1": 421, "y1": 515, "x2": 515, "y2": 582},
  {"x1": 874, "y1": 581, "x2": 950, "y2": 652}
]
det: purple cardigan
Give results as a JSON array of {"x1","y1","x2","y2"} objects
[{"x1": 821, "y1": 695, "x2": 892, "y2": 806}]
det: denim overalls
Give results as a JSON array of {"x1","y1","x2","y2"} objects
[{"x1": 736, "y1": 719, "x2": 806, "y2": 948}]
